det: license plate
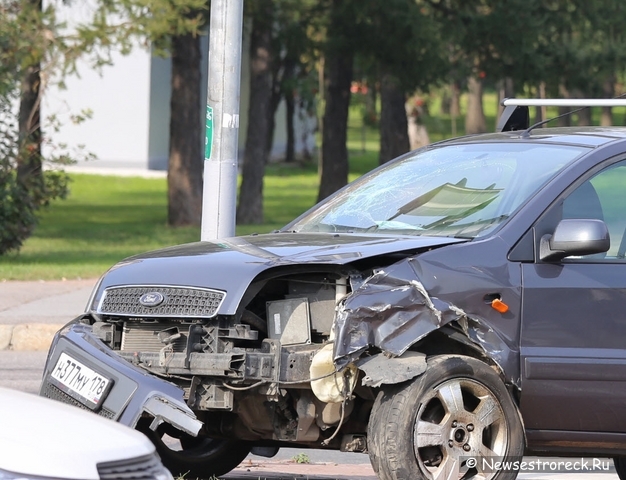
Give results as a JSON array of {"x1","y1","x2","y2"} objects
[{"x1": 50, "y1": 353, "x2": 112, "y2": 409}]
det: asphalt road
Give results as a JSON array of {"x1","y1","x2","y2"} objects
[
  {"x1": 0, "y1": 350, "x2": 47, "y2": 394},
  {"x1": 0, "y1": 351, "x2": 620, "y2": 480}
]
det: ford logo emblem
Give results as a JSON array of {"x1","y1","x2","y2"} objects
[{"x1": 139, "y1": 292, "x2": 165, "y2": 307}]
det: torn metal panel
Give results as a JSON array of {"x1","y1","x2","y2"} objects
[
  {"x1": 333, "y1": 259, "x2": 461, "y2": 368},
  {"x1": 356, "y1": 351, "x2": 427, "y2": 387},
  {"x1": 457, "y1": 317, "x2": 520, "y2": 386},
  {"x1": 333, "y1": 250, "x2": 522, "y2": 388}
]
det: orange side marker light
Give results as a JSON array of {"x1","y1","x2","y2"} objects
[{"x1": 491, "y1": 298, "x2": 509, "y2": 314}]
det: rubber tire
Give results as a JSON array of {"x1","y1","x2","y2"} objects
[
  {"x1": 614, "y1": 457, "x2": 626, "y2": 480},
  {"x1": 138, "y1": 420, "x2": 250, "y2": 478},
  {"x1": 367, "y1": 355, "x2": 524, "y2": 480}
]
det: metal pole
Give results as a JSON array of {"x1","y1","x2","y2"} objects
[{"x1": 201, "y1": 0, "x2": 244, "y2": 240}]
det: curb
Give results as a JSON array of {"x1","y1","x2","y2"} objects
[{"x1": 0, "y1": 324, "x2": 63, "y2": 352}]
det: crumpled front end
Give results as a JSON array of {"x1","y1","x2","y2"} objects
[
  {"x1": 333, "y1": 259, "x2": 462, "y2": 367},
  {"x1": 39, "y1": 233, "x2": 521, "y2": 453}
]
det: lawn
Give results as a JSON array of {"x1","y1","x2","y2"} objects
[{"x1": 0, "y1": 168, "x2": 320, "y2": 280}]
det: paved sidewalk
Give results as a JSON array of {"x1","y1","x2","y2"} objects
[
  {"x1": 225, "y1": 460, "x2": 377, "y2": 479},
  {"x1": 0, "y1": 279, "x2": 96, "y2": 351}
]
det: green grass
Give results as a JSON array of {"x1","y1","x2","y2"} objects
[
  {"x1": 0, "y1": 167, "x2": 324, "y2": 280},
  {"x1": 0, "y1": 175, "x2": 198, "y2": 280}
]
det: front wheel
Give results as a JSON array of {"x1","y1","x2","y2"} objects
[
  {"x1": 368, "y1": 355, "x2": 524, "y2": 480},
  {"x1": 614, "y1": 457, "x2": 626, "y2": 480},
  {"x1": 137, "y1": 419, "x2": 250, "y2": 478}
]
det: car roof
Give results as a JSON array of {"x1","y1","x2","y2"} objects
[{"x1": 439, "y1": 126, "x2": 626, "y2": 148}]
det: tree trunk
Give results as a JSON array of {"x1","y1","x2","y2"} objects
[
  {"x1": 449, "y1": 81, "x2": 461, "y2": 117},
  {"x1": 379, "y1": 73, "x2": 409, "y2": 165},
  {"x1": 365, "y1": 80, "x2": 377, "y2": 126},
  {"x1": 601, "y1": 76, "x2": 615, "y2": 126},
  {"x1": 317, "y1": 49, "x2": 352, "y2": 202},
  {"x1": 265, "y1": 48, "x2": 284, "y2": 163},
  {"x1": 557, "y1": 84, "x2": 571, "y2": 127},
  {"x1": 17, "y1": 0, "x2": 43, "y2": 204},
  {"x1": 283, "y1": 59, "x2": 297, "y2": 163},
  {"x1": 534, "y1": 82, "x2": 546, "y2": 125},
  {"x1": 285, "y1": 89, "x2": 295, "y2": 163},
  {"x1": 572, "y1": 89, "x2": 592, "y2": 126},
  {"x1": 577, "y1": 106, "x2": 592, "y2": 126},
  {"x1": 465, "y1": 75, "x2": 486, "y2": 134},
  {"x1": 167, "y1": 32, "x2": 203, "y2": 227},
  {"x1": 237, "y1": 1, "x2": 273, "y2": 224},
  {"x1": 497, "y1": 77, "x2": 515, "y2": 119}
]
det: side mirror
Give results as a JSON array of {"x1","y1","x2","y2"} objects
[{"x1": 539, "y1": 219, "x2": 610, "y2": 262}]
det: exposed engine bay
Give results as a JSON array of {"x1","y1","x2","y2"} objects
[{"x1": 90, "y1": 268, "x2": 376, "y2": 450}]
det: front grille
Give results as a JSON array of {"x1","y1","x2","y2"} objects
[
  {"x1": 98, "y1": 453, "x2": 171, "y2": 480},
  {"x1": 98, "y1": 285, "x2": 225, "y2": 318},
  {"x1": 41, "y1": 382, "x2": 116, "y2": 419}
]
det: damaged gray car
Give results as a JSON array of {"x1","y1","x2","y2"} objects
[{"x1": 41, "y1": 114, "x2": 626, "y2": 480}]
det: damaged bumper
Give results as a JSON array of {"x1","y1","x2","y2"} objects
[{"x1": 39, "y1": 320, "x2": 202, "y2": 437}]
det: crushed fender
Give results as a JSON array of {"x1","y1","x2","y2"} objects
[
  {"x1": 333, "y1": 257, "x2": 521, "y2": 388},
  {"x1": 333, "y1": 260, "x2": 459, "y2": 368}
]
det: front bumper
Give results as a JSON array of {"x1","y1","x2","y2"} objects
[{"x1": 40, "y1": 320, "x2": 202, "y2": 437}]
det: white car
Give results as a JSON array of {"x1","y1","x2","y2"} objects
[{"x1": 0, "y1": 387, "x2": 172, "y2": 480}]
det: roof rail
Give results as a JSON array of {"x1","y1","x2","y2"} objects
[
  {"x1": 496, "y1": 98, "x2": 626, "y2": 133},
  {"x1": 502, "y1": 98, "x2": 626, "y2": 107}
]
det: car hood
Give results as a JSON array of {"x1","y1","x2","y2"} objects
[
  {"x1": 93, "y1": 232, "x2": 466, "y2": 315},
  {"x1": 0, "y1": 387, "x2": 155, "y2": 480}
]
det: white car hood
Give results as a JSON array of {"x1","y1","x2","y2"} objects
[{"x1": 0, "y1": 387, "x2": 155, "y2": 480}]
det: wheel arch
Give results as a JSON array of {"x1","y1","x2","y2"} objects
[
  {"x1": 367, "y1": 353, "x2": 527, "y2": 480},
  {"x1": 357, "y1": 335, "x2": 527, "y2": 451}
]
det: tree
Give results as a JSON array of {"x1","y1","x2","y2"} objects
[
  {"x1": 424, "y1": 0, "x2": 551, "y2": 130},
  {"x1": 379, "y1": 73, "x2": 409, "y2": 164},
  {"x1": 353, "y1": 0, "x2": 446, "y2": 164},
  {"x1": 1, "y1": 0, "x2": 211, "y2": 253},
  {"x1": 0, "y1": 0, "x2": 73, "y2": 254},
  {"x1": 235, "y1": 0, "x2": 319, "y2": 224},
  {"x1": 66, "y1": 0, "x2": 209, "y2": 226},
  {"x1": 425, "y1": 0, "x2": 626, "y2": 130},
  {"x1": 236, "y1": 0, "x2": 274, "y2": 225},
  {"x1": 167, "y1": 28, "x2": 203, "y2": 226},
  {"x1": 17, "y1": 0, "x2": 44, "y2": 202},
  {"x1": 317, "y1": 0, "x2": 354, "y2": 202},
  {"x1": 465, "y1": 73, "x2": 486, "y2": 134}
]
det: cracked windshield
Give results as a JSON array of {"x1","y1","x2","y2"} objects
[{"x1": 291, "y1": 143, "x2": 586, "y2": 238}]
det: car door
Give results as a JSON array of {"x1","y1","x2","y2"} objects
[{"x1": 520, "y1": 158, "x2": 626, "y2": 433}]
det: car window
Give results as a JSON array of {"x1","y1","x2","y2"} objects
[
  {"x1": 289, "y1": 143, "x2": 587, "y2": 239},
  {"x1": 563, "y1": 160, "x2": 626, "y2": 260}
]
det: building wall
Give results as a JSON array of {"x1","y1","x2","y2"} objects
[
  {"x1": 43, "y1": 7, "x2": 315, "y2": 171},
  {"x1": 43, "y1": 46, "x2": 152, "y2": 168}
]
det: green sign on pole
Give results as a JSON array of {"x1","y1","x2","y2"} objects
[{"x1": 205, "y1": 105, "x2": 214, "y2": 161}]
